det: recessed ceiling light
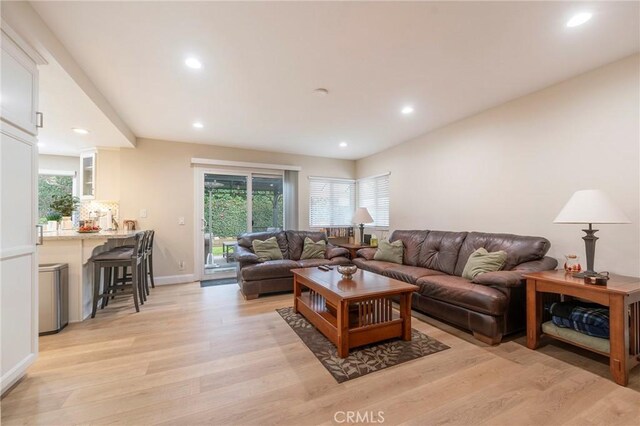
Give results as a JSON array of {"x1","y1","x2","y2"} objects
[
  {"x1": 192, "y1": 122, "x2": 204, "y2": 129},
  {"x1": 72, "y1": 128, "x2": 89, "y2": 135},
  {"x1": 401, "y1": 106, "x2": 414, "y2": 115},
  {"x1": 566, "y1": 12, "x2": 592, "y2": 28},
  {"x1": 339, "y1": 141, "x2": 348, "y2": 148},
  {"x1": 313, "y1": 88, "x2": 329, "y2": 97},
  {"x1": 185, "y1": 57, "x2": 202, "y2": 69}
]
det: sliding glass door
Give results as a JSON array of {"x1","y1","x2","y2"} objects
[{"x1": 199, "y1": 171, "x2": 283, "y2": 280}]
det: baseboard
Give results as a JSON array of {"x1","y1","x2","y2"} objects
[{"x1": 154, "y1": 274, "x2": 196, "y2": 286}]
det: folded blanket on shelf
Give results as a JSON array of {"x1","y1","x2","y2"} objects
[{"x1": 548, "y1": 301, "x2": 609, "y2": 339}]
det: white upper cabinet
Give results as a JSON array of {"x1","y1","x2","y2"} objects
[
  {"x1": 0, "y1": 30, "x2": 40, "y2": 136},
  {"x1": 80, "y1": 150, "x2": 96, "y2": 199}
]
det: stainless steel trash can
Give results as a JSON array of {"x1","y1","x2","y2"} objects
[{"x1": 38, "y1": 263, "x2": 69, "y2": 335}]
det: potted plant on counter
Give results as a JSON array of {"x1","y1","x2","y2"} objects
[
  {"x1": 49, "y1": 194, "x2": 80, "y2": 230},
  {"x1": 45, "y1": 211, "x2": 62, "y2": 231}
]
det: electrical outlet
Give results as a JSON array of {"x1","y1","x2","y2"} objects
[
  {"x1": 140, "y1": 209, "x2": 147, "y2": 218},
  {"x1": 178, "y1": 261, "x2": 185, "y2": 271}
]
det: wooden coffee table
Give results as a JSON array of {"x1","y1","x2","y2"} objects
[{"x1": 292, "y1": 267, "x2": 418, "y2": 358}]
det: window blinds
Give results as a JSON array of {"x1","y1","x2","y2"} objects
[
  {"x1": 357, "y1": 174, "x2": 390, "y2": 227},
  {"x1": 309, "y1": 177, "x2": 356, "y2": 227}
]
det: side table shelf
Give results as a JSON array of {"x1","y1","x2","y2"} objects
[{"x1": 524, "y1": 270, "x2": 640, "y2": 386}]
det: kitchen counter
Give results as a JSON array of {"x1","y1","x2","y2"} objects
[
  {"x1": 43, "y1": 229, "x2": 142, "y2": 241},
  {"x1": 39, "y1": 229, "x2": 143, "y2": 322}
]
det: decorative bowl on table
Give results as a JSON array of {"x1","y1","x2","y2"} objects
[
  {"x1": 77, "y1": 226, "x2": 101, "y2": 234},
  {"x1": 337, "y1": 264, "x2": 358, "y2": 280}
]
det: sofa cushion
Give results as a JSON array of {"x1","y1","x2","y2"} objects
[
  {"x1": 252, "y1": 237, "x2": 284, "y2": 262},
  {"x1": 352, "y1": 258, "x2": 397, "y2": 275},
  {"x1": 241, "y1": 260, "x2": 299, "y2": 281},
  {"x1": 416, "y1": 275, "x2": 508, "y2": 316},
  {"x1": 300, "y1": 237, "x2": 326, "y2": 260},
  {"x1": 417, "y1": 230, "x2": 467, "y2": 275},
  {"x1": 454, "y1": 232, "x2": 551, "y2": 276},
  {"x1": 373, "y1": 239, "x2": 403, "y2": 264},
  {"x1": 382, "y1": 265, "x2": 445, "y2": 284},
  {"x1": 389, "y1": 230, "x2": 429, "y2": 266},
  {"x1": 461, "y1": 248, "x2": 507, "y2": 280},
  {"x1": 238, "y1": 231, "x2": 289, "y2": 259},
  {"x1": 285, "y1": 231, "x2": 328, "y2": 260}
]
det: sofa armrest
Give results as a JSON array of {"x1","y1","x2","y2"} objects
[
  {"x1": 357, "y1": 247, "x2": 377, "y2": 260},
  {"x1": 513, "y1": 256, "x2": 558, "y2": 273},
  {"x1": 235, "y1": 245, "x2": 261, "y2": 264},
  {"x1": 472, "y1": 271, "x2": 524, "y2": 288},
  {"x1": 326, "y1": 245, "x2": 349, "y2": 259}
]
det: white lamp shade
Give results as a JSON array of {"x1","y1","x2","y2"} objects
[
  {"x1": 352, "y1": 207, "x2": 374, "y2": 224},
  {"x1": 554, "y1": 189, "x2": 631, "y2": 224}
]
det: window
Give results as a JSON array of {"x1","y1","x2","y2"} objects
[
  {"x1": 357, "y1": 173, "x2": 390, "y2": 228},
  {"x1": 309, "y1": 177, "x2": 355, "y2": 227},
  {"x1": 38, "y1": 171, "x2": 75, "y2": 222}
]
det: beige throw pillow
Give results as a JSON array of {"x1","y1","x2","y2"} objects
[
  {"x1": 373, "y1": 239, "x2": 404, "y2": 264},
  {"x1": 300, "y1": 237, "x2": 326, "y2": 260},
  {"x1": 462, "y1": 247, "x2": 507, "y2": 280},
  {"x1": 251, "y1": 237, "x2": 284, "y2": 262}
]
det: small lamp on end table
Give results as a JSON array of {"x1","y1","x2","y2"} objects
[
  {"x1": 554, "y1": 189, "x2": 630, "y2": 278},
  {"x1": 352, "y1": 207, "x2": 374, "y2": 245}
]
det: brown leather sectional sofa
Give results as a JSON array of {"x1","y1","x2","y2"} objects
[
  {"x1": 353, "y1": 230, "x2": 558, "y2": 344},
  {"x1": 236, "y1": 230, "x2": 350, "y2": 300}
]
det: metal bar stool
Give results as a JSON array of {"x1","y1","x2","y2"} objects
[{"x1": 90, "y1": 232, "x2": 145, "y2": 317}]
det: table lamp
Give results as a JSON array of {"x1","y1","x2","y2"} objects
[
  {"x1": 352, "y1": 207, "x2": 374, "y2": 245},
  {"x1": 554, "y1": 189, "x2": 630, "y2": 277}
]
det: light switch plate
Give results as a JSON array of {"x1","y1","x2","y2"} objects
[
  {"x1": 140, "y1": 209, "x2": 147, "y2": 218},
  {"x1": 178, "y1": 216, "x2": 185, "y2": 225}
]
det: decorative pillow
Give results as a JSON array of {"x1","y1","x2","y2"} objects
[
  {"x1": 251, "y1": 237, "x2": 284, "y2": 262},
  {"x1": 373, "y1": 239, "x2": 404, "y2": 264},
  {"x1": 300, "y1": 237, "x2": 326, "y2": 260},
  {"x1": 462, "y1": 247, "x2": 507, "y2": 280}
]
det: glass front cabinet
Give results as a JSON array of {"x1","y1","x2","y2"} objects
[{"x1": 80, "y1": 150, "x2": 96, "y2": 199}]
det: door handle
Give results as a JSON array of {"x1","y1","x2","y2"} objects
[
  {"x1": 36, "y1": 224, "x2": 44, "y2": 245},
  {"x1": 36, "y1": 112, "x2": 44, "y2": 128}
]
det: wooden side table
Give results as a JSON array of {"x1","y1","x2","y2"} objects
[
  {"x1": 334, "y1": 242, "x2": 375, "y2": 259},
  {"x1": 524, "y1": 270, "x2": 640, "y2": 386}
]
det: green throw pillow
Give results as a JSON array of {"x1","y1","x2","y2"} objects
[
  {"x1": 462, "y1": 247, "x2": 507, "y2": 280},
  {"x1": 373, "y1": 239, "x2": 404, "y2": 264},
  {"x1": 251, "y1": 237, "x2": 284, "y2": 262},
  {"x1": 300, "y1": 237, "x2": 326, "y2": 260}
]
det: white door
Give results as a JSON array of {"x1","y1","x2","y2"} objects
[{"x1": 0, "y1": 27, "x2": 40, "y2": 395}]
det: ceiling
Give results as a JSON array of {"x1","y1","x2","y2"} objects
[
  {"x1": 31, "y1": 1, "x2": 639, "y2": 160},
  {"x1": 38, "y1": 58, "x2": 133, "y2": 156}
]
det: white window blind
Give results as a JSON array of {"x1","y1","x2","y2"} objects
[
  {"x1": 357, "y1": 173, "x2": 390, "y2": 227},
  {"x1": 309, "y1": 177, "x2": 355, "y2": 227}
]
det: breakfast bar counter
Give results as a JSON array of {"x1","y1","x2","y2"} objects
[{"x1": 39, "y1": 229, "x2": 143, "y2": 322}]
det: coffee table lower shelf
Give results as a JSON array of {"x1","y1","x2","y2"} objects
[{"x1": 296, "y1": 293, "x2": 404, "y2": 353}]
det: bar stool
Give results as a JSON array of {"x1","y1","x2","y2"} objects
[
  {"x1": 90, "y1": 232, "x2": 145, "y2": 317},
  {"x1": 146, "y1": 230, "x2": 155, "y2": 289}
]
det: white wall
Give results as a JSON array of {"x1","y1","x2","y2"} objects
[
  {"x1": 356, "y1": 54, "x2": 640, "y2": 276},
  {"x1": 98, "y1": 139, "x2": 355, "y2": 281},
  {"x1": 38, "y1": 153, "x2": 79, "y2": 175}
]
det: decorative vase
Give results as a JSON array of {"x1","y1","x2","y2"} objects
[
  {"x1": 337, "y1": 265, "x2": 358, "y2": 280},
  {"x1": 47, "y1": 220, "x2": 58, "y2": 232},
  {"x1": 61, "y1": 216, "x2": 73, "y2": 230},
  {"x1": 564, "y1": 254, "x2": 582, "y2": 273}
]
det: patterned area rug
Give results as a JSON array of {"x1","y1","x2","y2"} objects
[{"x1": 277, "y1": 307, "x2": 449, "y2": 383}]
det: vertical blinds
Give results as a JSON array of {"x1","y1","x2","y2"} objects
[
  {"x1": 309, "y1": 177, "x2": 355, "y2": 227},
  {"x1": 357, "y1": 174, "x2": 390, "y2": 227}
]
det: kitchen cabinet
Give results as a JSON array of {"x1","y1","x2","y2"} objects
[
  {"x1": 0, "y1": 24, "x2": 41, "y2": 395},
  {"x1": 80, "y1": 150, "x2": 96, "y2": 199},
  {"x1": 0, "y1": 28, "x2": 40, "y2": 135}
]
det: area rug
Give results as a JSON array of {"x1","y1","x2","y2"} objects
[
  {"x1": 276, "y1": 307, "x2": 449, "y2": 383},
  {"x1": 200, "y1": 278, "x2": 237, "y2": 287}
]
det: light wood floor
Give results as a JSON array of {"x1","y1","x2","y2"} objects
[{"x1": 1, "y1": 282, "x2": 639, "y2": 425}]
